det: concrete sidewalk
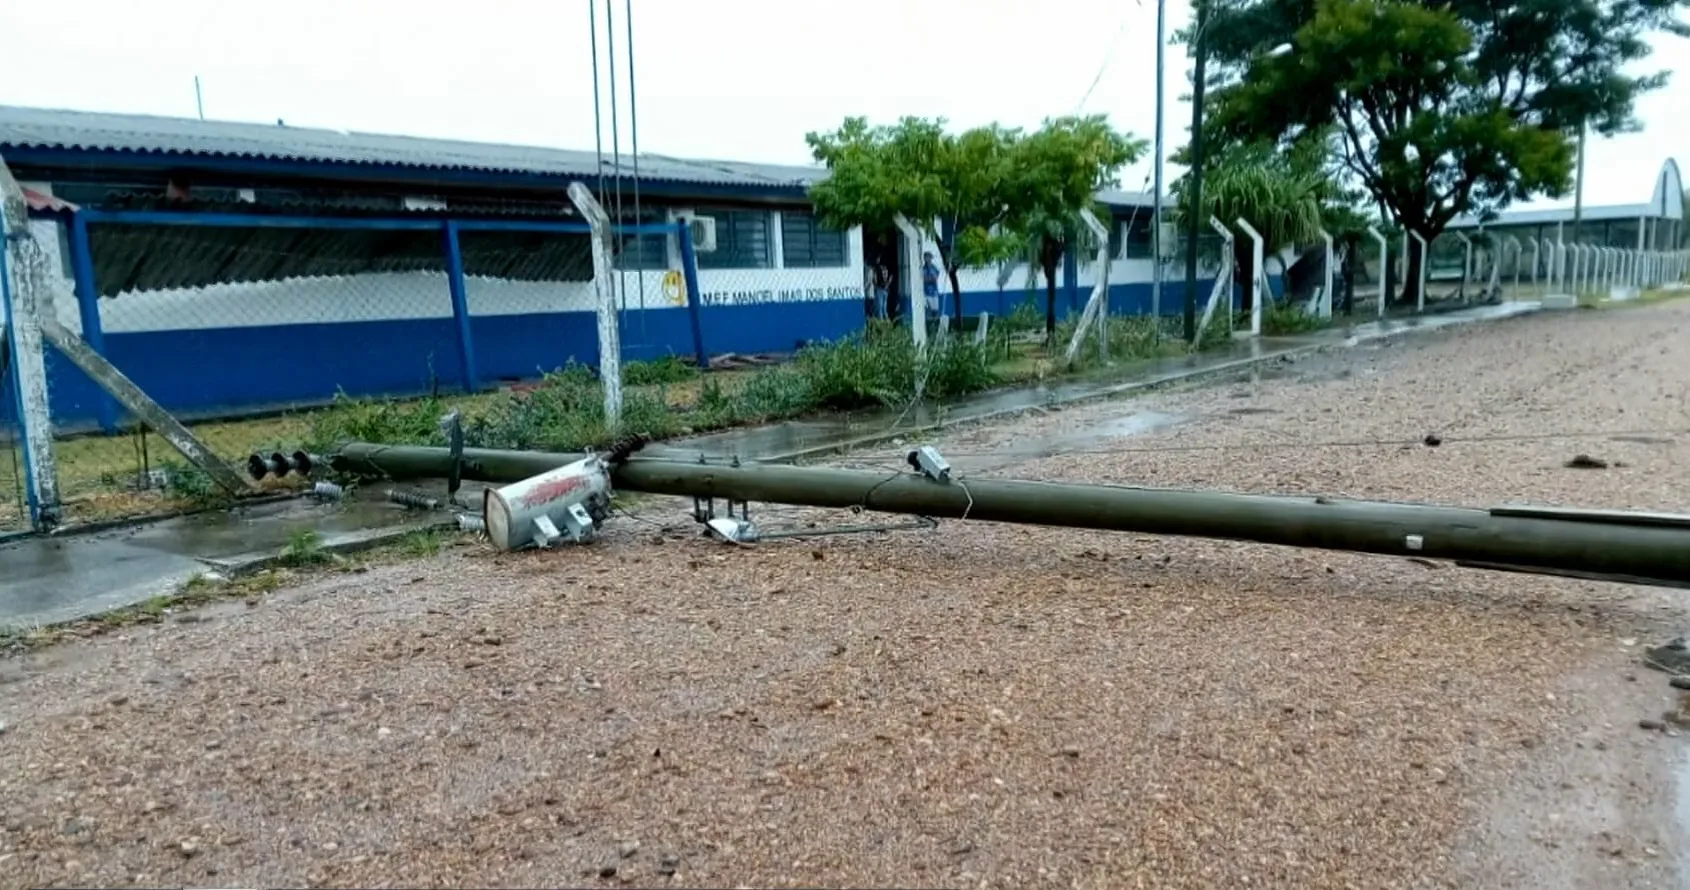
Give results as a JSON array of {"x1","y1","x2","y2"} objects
[{"x1": 0, "y1": 300, "x2": 1542, "y2": 629}]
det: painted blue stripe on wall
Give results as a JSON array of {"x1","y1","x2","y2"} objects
[{"x1": 12, "y1": 277, "x2": 1279, "y2": 431}]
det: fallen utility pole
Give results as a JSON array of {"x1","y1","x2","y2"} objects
[{"x1": 328, "y1": 442, "x2": 1690, "y2": 589}]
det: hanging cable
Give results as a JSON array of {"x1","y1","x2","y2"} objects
[
  {"x1": 606, "y1": 1, "x2": 627, "y2": 317},
  {"x1": 625, "y1": 0, "x2": 649, "y2": 342},
  {"x1": 588, "y1": 0, "x2": 607, "y2": 210}
]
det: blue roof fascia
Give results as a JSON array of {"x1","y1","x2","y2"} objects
[{"x1": 0, "y1": 145, "x2": 814, "y2": 202}]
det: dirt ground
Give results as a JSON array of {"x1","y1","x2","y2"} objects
[{"x1": 5, "y1": 301, "x2": 1690, "y2": 889}]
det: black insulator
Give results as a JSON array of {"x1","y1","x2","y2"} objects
[
  {"x1": 267, "y1": 451, "x2": 291, "y2": 477},
  {"x1": 247, "y1": 453, "x2": 271, "y2": 480},
  {"x1": 605, "y1": 433, "x2": 650, "y2": 465}
]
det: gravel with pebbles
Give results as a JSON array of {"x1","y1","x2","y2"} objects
[{"x1": 4, "y1": 302, "x2": 1690, "y2": 890}]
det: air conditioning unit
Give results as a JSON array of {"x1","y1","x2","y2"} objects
[{"x1": 670, "y1": 210, "x2": 718, "y2": 253}]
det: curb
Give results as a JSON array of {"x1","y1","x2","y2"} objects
[{"x1": 197, "y1": 516, "x2": 464, "y2": 578}]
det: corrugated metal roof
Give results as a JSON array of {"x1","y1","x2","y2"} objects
[
  {"x1": 1447, "y1": 202, "x2": 1675, "y2": 229},
  {"x1": 0, "y1": 104, "x2": 813, "y2": 190},
  {"x1": 0, "y1": 105, "x2": 1159, "y2": 207},
  {"x1": 20, "y1": 186, "x2": 75, "y2": 213}
]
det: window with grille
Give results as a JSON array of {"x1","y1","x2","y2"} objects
[
  {"x1": 780, "y1": 211, "x2": 848, "y2": 268},
  {"x1": 1122, "y1": 212, "x2": 1155, "y2": 259},
  {"x1": 615, "y1": 233, "x2": 670, "y2": 271},
  {"x1": 695, "y1": 208, "x2": 772, "y2": 270}
]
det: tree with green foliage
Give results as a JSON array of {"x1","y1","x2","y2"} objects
[
  {"x1": 806, "y1": 117, "x2": 1025, "y2": 319},
  {"x1": 1004, "y1": 115, "x2": 1145, "y2": 336},
  {"x1": 1171, "y1": 134, "x2": 1331, "y2": 309},
  {"x1": 1194, "y1": 0, "x2": 1686, "y2": 305}
]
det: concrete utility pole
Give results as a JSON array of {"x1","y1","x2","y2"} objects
[{"x1": 327, "y1": 443, "x2": 1690, "y2": 589}]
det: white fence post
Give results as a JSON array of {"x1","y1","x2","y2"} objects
[
  {"x1": 1062, "y1": 209, "x2": 1113, "y2": 367},
  {"x1": 1317, "y1": 228, "x2": 1334, "y2": 319},
  {"x1": 892, "y1": 214, "x2": 927, "y2": 351},
  {"x1": 566, "y1": 182, "x2": 623, "y2": 429},
  {"x1": 1366, "y1": 225, "x2": 1389, "y2": 318},
  {"x1": 1236, "y1": 218, "x2": 1266, "y2": 336},
  {"x1": 1191, "y1": 216, "x2": 1235, "y2": 348},
  {"x1": 1508, "y1": 236, "x2": 1523, "y2": 292},
  {"x1": 1456, "y1": 233, "x2": 1473, "y2": 295},
  {"x1": 0, "y1": 158, "x2": 61, "y2": 528}
]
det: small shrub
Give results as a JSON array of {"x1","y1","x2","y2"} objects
[
  {"x1": 922, "y1": 336, "x2": 999, "y2": 400},
  {"x1": 278, "y1": 528, "x2": 330, "y2": 567},
  {"x1": 161, "y1": 462, "x2": 221, "y2": 504},
  {"x1": 1262, "y1": 298, "x2": 1325, "y2": 335},
  {"x1": 795, "y1": 326, "x2": 916, "y2": 409},
  {"x1": 731, "y1": 368, "x2": 818, "y2": 422},
  {"x1": 305, "y1": 390, "x2": 447, "y2": 452},
  {"x1": 623, "y1": 355, "x2": 698, "y2": 387}
]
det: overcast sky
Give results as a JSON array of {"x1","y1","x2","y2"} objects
[{"x1": 1, "y1": 0, "x2": 1685, "y2": 208}]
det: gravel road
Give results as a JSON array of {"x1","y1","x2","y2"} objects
[{"x1": 4, "y1": 302, "x2": 1690, "y2": 889}]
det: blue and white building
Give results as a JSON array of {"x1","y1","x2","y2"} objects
[{"x1": 0, "y1": 104, "x2": 1228, "y2": 427}]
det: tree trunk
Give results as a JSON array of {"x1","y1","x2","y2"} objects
[
  {"x1": 1041, "y1": 238, "x2": 1063, "y2": 338},
  {"x1": 945, "y1": 265, "x2": 964, "y2": 320},
  {"x1": 1234, "y1": 239, "x2": 1254, "y2": 316},
  {"x1": 1401, "y1": 236, "x2": 1424, "y2": 308}
]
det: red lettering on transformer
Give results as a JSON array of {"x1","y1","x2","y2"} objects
[{"x1": 519, "y1": 474, "x2": 587, "y2": 508}]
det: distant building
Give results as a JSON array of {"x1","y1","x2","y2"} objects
[{"x1": 1445, "y1": 158, "x2": 1684, "y2": 256}]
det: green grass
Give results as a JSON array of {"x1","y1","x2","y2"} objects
[{"x1": 1, "y1": 305, "x2": 1276, "y2": 528}]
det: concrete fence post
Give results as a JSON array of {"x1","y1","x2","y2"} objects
[
  {"x1": 892, "y1": 214, "x2": 927, "y2": 351},
  {"x1": 566, "y1": 182, "x2": 623, "y2": 429},
  {"x1": 1235, "y1": 218, "x2": 1265, "y2": 336},
  {"x1": 0, "y1": 157, "x2": 61, "y2": 529},
  {"x1": 1366, "y1": 225, "x2": 1389, "y2": 318},
  {"x1": 1317, "y1": 229, "x2": 1334, "y2": 319}
]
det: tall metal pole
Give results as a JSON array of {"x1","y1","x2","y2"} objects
[
  {"x1": 1570, "y1": 120, "x2": 1587, "y2": 244},
  {"x1": 1150, "y1": 0, "x2": 1168, "y2": 335},
  {"x1": 325, "y1": 442, "x2": 1690, "y2": 589},
  {"x1": 1180, "y1": 0, "x2": 1208, "y2": 343},
  {"x1": 193, "y1": 76, "x2": 204, "y2": 120}
]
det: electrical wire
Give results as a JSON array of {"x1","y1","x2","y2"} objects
[
  {"x1": 625, "y1": 0, "x2": 648, "y2": 344},
  {"x1": 588, "y1": 0, "x2": 607, "y2": 209},
  {"x1": 605, "y1": 1, "x2": 627, "y2": 322}
]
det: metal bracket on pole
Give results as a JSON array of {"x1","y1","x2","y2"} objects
[
  {"x1": 1366, "y1": 225, "x2": 1389, "y2": 318},
  {"x1": 1236, "y1": 218, "x2": 1265, "y2": 336},
  {"x1": 1316, "y1": 228, "x2": 1334, "y2": 319},
  {"x1": 1062, "y1": 209, "x2": 1114, "y2": 367},
  {"x1": 1409, "y1": 231, "x2": 1429, "y2": 312},
  {"x1": 567, "y1": 182, "x2": 623, "y2": 429},
  {"x1": 907, "y1": 445, "x2": 952, "y2": 484}
]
